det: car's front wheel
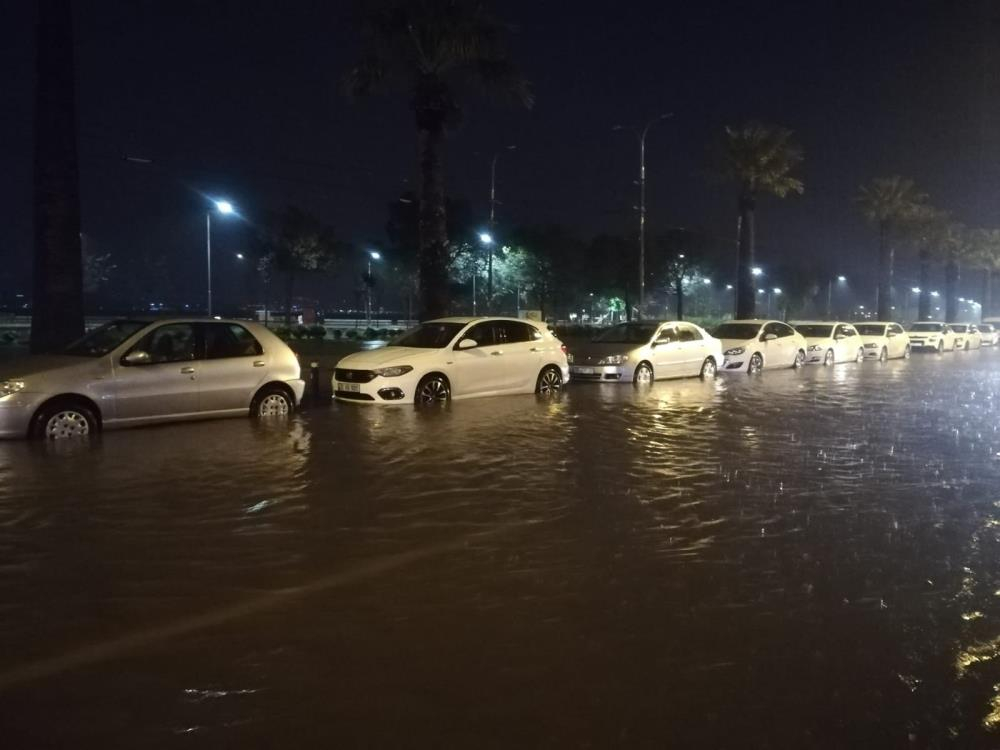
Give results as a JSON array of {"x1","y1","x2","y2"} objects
[
  {"x1": 633, "y1": 362, "x2": 654, "y2": 386},
  {"x1": 793, "y1": 349, "x2": 805, "y2": 369},
  {"x1": 748, "y1": 353, "x2": 763, "y2": 375},
  {"x1": 415, "y1": 374, "x2": 450, "y2": 405},
  {"x1": 536, "y1": 366, "x2": 564, "y2": 394},
  {"x1": 879, "y1": 347, "x2": 888, "y2": 363},
  {"x1": 823, "y1": 349, "x2": 835, "y2": 366},
  {"x1": 251, "y1": 385, "x2": 294, "y2": 417},
  {"x1": 903, "y1": 345, "x2": 911, "y2": 359},
  {"x1": 700, "y1": 357, "x2": 717, "y2": 379},
  {"x1": 32, "y1": 400, "x2": 98, "y2": 440}
]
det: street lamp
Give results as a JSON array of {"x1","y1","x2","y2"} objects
[
  {"x1": 752, "y1": 266, "x2": 763, "y2": 277},
  {"x1": 486, "y1": 145, "x2": 516, "y2": 312},
  {"x1": 366, "y1": 250, "x2": 381, "y2": 325},
  {"x1": 768, "y1": 287, "x2": 782, "y2": 318},
  {"x1": 206, "y1": 199, "x2": 236, "y2": 316},
  {"x1": 826, "y1": 275, "x2": 847, "y2": 319},
  {"x1": 613, "y1": 112, "x2": 674, "y2": 319},
  {"x1": 473, "y1": 234, "x2": 494, "y2": 315}
]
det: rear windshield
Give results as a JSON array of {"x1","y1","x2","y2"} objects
[
  {"x1": 855, "y1": 324, "x2": 887, "y2": 336},
  {"x1": 712, "y1": 323, "x2": 761, "y2": 340},
  {"x1": 795, "y1": 325, "x2": 834, "y2": 338},
  {"x1": 910, "y1": 323, "x2": 943, "y2": 332},
  {"x1": 63, "y1": 320, "x2": 150, "y2": 357}
]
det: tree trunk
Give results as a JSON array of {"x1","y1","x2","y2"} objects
[
  {"x1": 285, "y1": 270, "x2": 295, "y2": 325},
  {"x1": 945, "y1": 257, "x2": 960, "y2": 322},
  {"x1": 876, "y1": 221, "x2": 893, "y2": 321},
  {"x1": 675, "y1": 278, "x2": 684, "y2": 320},
  {"x1": 981, "y1": 270, "x2": 991, "y2": 321},
  {"x1": 735, "y1": 192, "x2": 756, "y2": 319},
  {"x1": 31, "y1": 0, "x2": 84, "y2": 353},
  {"x1": 918, "y1": 249, "x2": 931, "y2": 320},
  {"x1": 414, "y1": 84, "x2": 450, "y2": 321}
]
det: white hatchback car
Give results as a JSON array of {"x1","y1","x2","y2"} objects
[
  {"x1": 568, "y1": 321, "x2": 722, "y2": 384},
  {"x1": 950, "y1": 323, "x2": 982, "y2": 350},
  {"x1": 907, "y1": 322, "x2": 957, "y2": 353},
  {"x1": 332, "y1": 317, "x2": 569, "y2": 405},
  {"x1": 714, "y1": 320, "x2": 807, "y2": 374},
  {"x1": 978, "y1": 323, "x2": 998, "y2": 346},
  {"x1": 854, "y1": 322, "x2": 911, "y2": 361},
  {"x1": 792, "y1": 322, "x2": 865, "y2": 365}
]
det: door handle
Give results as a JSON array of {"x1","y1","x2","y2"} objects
[
  {"x1": 180, "y1": 366, "x2": 195, "y2": 374},
  {"x1": 491, "y1": 351, "x2": 503, "y2": 356},
  {"x1": 253, "y1": 360, "x2": 266, "y2": 367}
]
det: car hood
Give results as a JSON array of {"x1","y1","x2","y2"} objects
[
  {"x1": 0, "y1": 354, "x2": 105, "y2": 382},
  {"x1": 718, "y1": 337, "x2": 756, "y2": 350},
  {"x1": 858, "y1": 334, "x2": 888, "y2": 343},
  {"x1": 336, "y1": 346, "x2": 441, "y2": 368},
  {"x1": 569, "y1": 342, "x2": 641, "y2": 361}
]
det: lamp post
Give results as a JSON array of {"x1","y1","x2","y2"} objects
[
  {"x1": 206, "y1": 200, "x2": 235, "y2": 317},
  {"x1": 476, "y1": 233, "x2": 493, "y2": 315},
  {"x1": 826, "y1": 275, "x2": 846, "y2": 319},
  {"x1": 486, "y1": 146, "x2": 516, "y2": 311},
  {"x1": 614, "y1": 113, "x2": 674, "y2": 319},
  {"x1": 366, "y1": 250, "x2": 381, "y2": 325}
]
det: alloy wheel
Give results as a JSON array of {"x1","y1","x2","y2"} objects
[
  {"x1": 748, "y1": 354, "x2": 763, "y2": 375},
  {"x1": 824, "y1": 350, "x2": 834, "y2": 366},
  {"x1": 417, "y1": 377, "x2": 450, "y2": 403},
  {"x1": 258, "y1": 393, "x2": 290, "y2": 417},
  {"x1": 856, "y1": 348, "x2": 864, "y2": 363},
  {"x1": 634, "y1": 364, "x2": 653, "y2": 385},
  {"x1": 793, "y1": 350, "x2": 805, "y2": 369},
  {"x1": 879, "y1": 347, "x2": 888, "y2": 363},
  {"x1": 44, "y1": 410, "x2": 90, "y2": 439},
  {"x1": 537, "y1": 368, "x2": 563, "y2": 393},
  {"x1": 701, "y1": 358, "x2": 717, "y2": 379},
  {"x1": 903, "y1": 345, "x2": 911, "y2": 359}
]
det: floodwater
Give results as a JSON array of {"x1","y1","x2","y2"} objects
[{"x1": 3, "y1": 351, "x2": 1000, "y2": 747}]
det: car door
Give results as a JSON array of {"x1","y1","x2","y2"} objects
[
  {"x1": 888, "y1": 324, "x2": 906, "y2": 357},
  {"x1": 772, "y1": 322, "x2": 798, "y2": 365},
  {"x1": 450, "y1": 321, "x2": 508, "y2": 396},
  {"x1": 677, "y1": 324, "x2": 707, "y2": 376},
  {"x1": 835, "y1": 324, "x2": 857, "y2": 361},
  {"x1": 112, "y1": 322, "x2": 200, "y2": 422},
  {"x1": 494, "y1": 321, "x2": 542, "y2": 391},
  {"x1": 759, "y1": 323, "x2": 787, "y2": 368},
  {"x1": 195, "y1": 322, "x2": 268, "y2": 413},
  {"x1": 650, "y1": 325, "x2": 682, "y2": 379}
]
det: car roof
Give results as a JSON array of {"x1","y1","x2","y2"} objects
[
  {"x1": 791, "y1": 320, "x2": 850, "y2": 325},
  {"x1": 426, "y1": 316, "x2": 545, "y2": 325},
  {"x1": 726, "y1": 319, "x2": 777, "y2": 325}
]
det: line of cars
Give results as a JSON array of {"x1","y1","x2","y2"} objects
[{"x1": 1, "y1": 315, "x2": 995, "y2": 440}]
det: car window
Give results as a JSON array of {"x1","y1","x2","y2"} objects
[
  {"x1": 133, "y1": 323, "x2": 197, "y2": 364},
  {"x1": 775, "y1": 323, "x2": 794, "y2": 338},
  {"x1": 655, "y1": 327, "x2": 678, "y2": 344},
  {"x1": 497, "y1": 321, "x2": 533, "y2": 344},
  {"x1": 463, "y1": 322, "x2": 495, "y2": 347},
  {"x1": 528, "y1": 325, "x2": 543, "y2": 341},
  {"x1": 204, "y1": 323, "x2": 263, "y2": 359},
  {"x1": 836, "y1": 324, "x2": 855, "y2": 337},
  {"x1": 678, "y1": 326, "x2": 701, "y2": 342},
  {"x1": 794, "y1": 324, "x2": 833, "y2": 338}
]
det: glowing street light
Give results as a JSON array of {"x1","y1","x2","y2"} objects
[
  {"x1": 752, "y1": 267, "x2": 763, "y2": 277},
  {"x1": 911, "y1": 287, "x2": 921, "y2": 294},
  {"x1": 206, "y1": 199, "x2": 237, "y2": 316},
  {"x1": 702, "y1": 277, "x2": 711, "y2": 285},
  {"x1": 366, "y1": 250, "x2": 382, "y2": 324},
  {"x1": 930, "y1": 290, "x2": 940, "y2": 297},
  {"x1": 837, "y1": 275, "x2": 847, "y2": 283},
  {"x1": 725, "y1": 284, "x2": 733, "y2": 290},
  {"x1": 479, "y1": 232, "x2": 493, "y2": 245}
]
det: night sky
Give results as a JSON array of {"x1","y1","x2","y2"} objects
[{"x1": 2, "y1": 0, "x2": 999, "y2": 310}]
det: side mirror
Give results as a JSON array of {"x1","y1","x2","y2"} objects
[
  {"x1": 762, "y1": 333, "x2": 777, "y2": 342},
  {"x1": 123, "y1": 350, "x2": 151, "y2": 366},
  {"x1": 456, "y1": 338, "x2": 478, "y2": 350}
]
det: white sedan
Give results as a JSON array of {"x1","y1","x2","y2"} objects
[
  {"x1": 714, "y1": 320, "x2": 807, "y2": 374},
  {"x1": 332, "y1": 317, "x2": 569, "y2": 405},
  {"x1": 568, "y1": 321, "x2": 722, "y2": 384},
  {"x1": 854, "y1": 322, "x2": 911, "y2": 361},
  {"x1": 792, "y1": 322, "x2": 865, "y2": 365}
]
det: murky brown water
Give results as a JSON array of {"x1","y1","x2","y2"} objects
[{"x1": 3, "y1": 351, "x2": 1000, "y2": 747}]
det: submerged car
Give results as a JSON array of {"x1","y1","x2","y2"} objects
[
  {"x1": 568, "y1": 321, "x2": 722, "y2": 384},
  {"x1": 978, "y1": 323, "x2": 998, "y2": 346},
  {"x1": 0, "y1": 319, "x2": 305, "y2": 439},
  {"x1": 854, "y1": 322, "x2": 911, "y2": 361},
  {"x1": 950, "y1": 323, "x2": 982, "y2": 350},
  {"x1": 793, "y1": 322, "x2": 864, "y2": 365},
  {"x1": 332, "y1": 317, "x2": 569, "y2": 405},
  {"x1": 907, "y1": 322, "x2": 956, "y2": 352},
  {"x1": 714, "y1": 320, "x2": 807, "y2": 374}
]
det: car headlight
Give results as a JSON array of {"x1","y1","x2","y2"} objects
[
  {"x1": 724, "y1": 347, "x2": 745, "y2": 356},
  {"x1": 597, "y1": 354, "x2": 629, "y2": 365},
  {"x1": 808, "y1": 345, "x2": 823, "y2": 352},
  {"x1": 0, "y1": 380, "x2": 25, "y2": 397},
  {"x1": 373, "y1": 365, "x2": 413, "y2": 378}
]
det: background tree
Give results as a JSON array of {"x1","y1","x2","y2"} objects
[
  {"x1": 31, "y1": 0, "x2": 84, "y2": 352},
  {"x1": 345, "y1": 0, "x2": 532, "y2": 320},
  {"x1": 661, "y1": 254, "x2": 706, "y2": 321},
  {"x1": 258, "y1": 207, "x2": 344, "y2": 324},
  {"x1": 856, "y1": 176, "x2": 927, "y2": 320},
  {"x1": 940, "y1": 222, "x2": 971, "y2": 322},
  {"x1": 969, "y1": 229, "x2": 1000, "y2": 319},
  {"x1": 586, "y1": 235, "x2": 635, "y2": 320},
  {"x1": 899, "y1": 203, "x2": 948, "y2": 320},
  {"x1": 507, "y1": 224, "x2": 584, "y2": 320},
  {"x1": 711, "y1": 121, "x2": 804, "y2": 319}
]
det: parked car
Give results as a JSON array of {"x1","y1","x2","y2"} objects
[
  {"x1": 907, "y1": 322, "x2": 957, "y2": 353},
  {"x1": 568, "y1": 321, "x2": 722, "y2": 384},
  {"x1": 332, "y1": 317, "x2": 569, "y2": 405},
  {"x1": 854, "y1": 322, "x2": 911, "y2": 361},
  {"x1": 978, "y1": 323, "x2": 998, "y2": 346},
  {"x1": 950, "y1": 323, "x2": 982, "y2": 350},
  {"x1": 0, "y1": 319, "x2": 305, "y2": 439},
  {"x1": 791, "y1": 322, "x2": 864, "y2": 365},
  {"x1": 714, "y1": 320, "x2": 807, "y2": 374}
]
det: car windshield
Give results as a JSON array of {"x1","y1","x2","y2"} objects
[
  {"x1": 712, "y1": 323, "x2": 761, "y2": 340},
  {"x1": 910, "y1": 323, "x2": 943, "y2": 332},
  {"x1": 951, "y1": 324, "x2": 968, "y2": 332},
  {"x1": 390, "y1": 322, "x2": 465, "y2": 348},
  {"x1": 795, "y1": 325, "x2": 834, "y2": 338},
  {"x1": 855, "y1": 325, "x2": 887, "y2": 336},
  {"x1": 982, "y1": 325, "x2": 994, "y2": 332},
  {"x1": 62, "y1": 320, "x2": 150, "y2": 357},
  {"x1": 593, "y1": 323, "x2": 658, "y2": 344}
]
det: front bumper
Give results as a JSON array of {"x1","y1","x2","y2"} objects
[
  {"x1": 0, "y1": 393, "x2": 47, "y2": 439},
  {"x1": 332, "y1": 371, "x2": 420, "y2": 404},
  {"x1": 721, "y1": 355, "x2": 747, "y2": 372},
  {"x1": 569, "y1": 364, "x2": 627, "y2": 382}
]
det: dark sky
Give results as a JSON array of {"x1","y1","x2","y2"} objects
[{"x1": 3, "y1": 0, "x2": 999, "y2": 309}]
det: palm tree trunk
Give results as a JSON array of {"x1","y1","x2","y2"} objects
[
  {"x1": 31, "y1": 0, "x2": 84, "y2": 353},
  {"x1": 285, "y1": 270, "x2": 295, "y2": 325},
  {"x1": 876, "y1": 221, "x2": 893, "y2": 321},
  {"x1": 736, "y1": 192, "x2": 756, "y2": 319},
  {"x1": 918, "y1": 249, "x2": 931, "y2": 321},
  {"x1": 981, "y1": 270, "x2": 991, "y2": 322},
  {"x1": 945, "y1": 257, "x2": 959, "y2": 322},
  {"x1": 414, "y1": 89, "x2": 450, "y2": 321},
  {"x1": 675, "y1": 278, "x2": 684, "y2": 320}
]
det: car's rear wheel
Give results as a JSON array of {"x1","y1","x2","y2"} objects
[
  {"x1": 823, "y1": 349, "x2": 835, "y2": 366},
  {"x1": 252, "y1": 385, "x2": 293, "y2": 417},
  {"x1": 633, "y1": 362, "x2": 654, "y2": 386},
  {"x1": 700, "y1": 357, "x2": 717, "y2": 379},
  {"x1": 793, "y1": 349, "x2": 805, "y2": 369},
  {"x1": 748, "y1": 353, "x2": 763, "y2": 375},
  {"x1": 536, "y1": 366, "x2": 564, "y2": 394},
  {"x1": 879, "y1": 347, "x2": 888, "y2": 363},
  {"x1": 415, "y1": 374, "x2": 450, "y2": 405},
  {"x1": 32, "y1": 400, "x2": 98, "y2": 440}
]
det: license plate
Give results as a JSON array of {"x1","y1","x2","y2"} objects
[
  {"x1": 578, "y1": 367, "x2": 595, "y2": 374},
  {"x1": 337, "y1": 382, "x2": 360, "y2": 393}
]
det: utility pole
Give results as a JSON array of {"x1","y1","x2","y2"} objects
[{"x1": 487, "y1": 145, "x2": 516, "y2": 312}]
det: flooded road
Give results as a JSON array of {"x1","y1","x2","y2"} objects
[{"x1": 3, "y1": 351, "x2": 1000, "y2": 747}]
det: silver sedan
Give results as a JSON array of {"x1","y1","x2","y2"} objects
[{"x1": 0, "y1": 318, "x2": 305, "y2": 439}]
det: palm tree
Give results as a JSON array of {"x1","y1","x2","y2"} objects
[
  {"x1": 941, "y1": 222, "x2": 972, "y2": 322},
  {"x1": 969, "y1": 229, "x2": 1000, "y2": 319},
  {"x1": 344, "y1": 0, "x2": 532, "y2": 319},
  {"x1": 31, "y1": 0, "x2": 84, "y2": 353},
  {"x1": 713, "y1": 122, "x2": 803, "y2": 319},
  {"x1": 900, "y1": 203, "x2": 948, "y2": 320},
  {"x1": 856, "y1": 176, "x2": 927, "y2": 321}
]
